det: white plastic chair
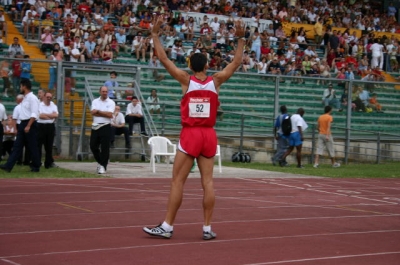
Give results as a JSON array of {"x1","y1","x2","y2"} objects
[
  {"x1": 148, "y1": 136, "x2": 177, "y2": 173},
  {"x1": 215, "y1": 145, "x2": 222, "y2": 173}
]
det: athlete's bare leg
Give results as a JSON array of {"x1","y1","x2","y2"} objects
[
  {"x1": 197, "y1": 155, "x2": 215, "y2": 226},
  {"x1": 164, "y1": 150, "x2": 194, "y2": 225}
]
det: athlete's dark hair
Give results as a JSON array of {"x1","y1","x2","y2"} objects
[
  {"x1": 280, "y1": 105, "x2": 287, "y2": 114},
  {"x1": 324, "y1": 105, "x2": 332, "y2": 113},
  {"x1": 190, "y1": 53, "x2": 208, "y2": 72},
  {"x1": 20, "y1": 79, "x2": 32, "y2": 90}
]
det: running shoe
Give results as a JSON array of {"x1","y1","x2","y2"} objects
[
  {"x1": 332, "y1": 162, "x2": 341, "y2": 168},
  {"x1": 313, "y1": 164, "x2": 319, "y2": 168},
  {"x1": 143, "y1": 224, "x2": 173, "y2": 239},
  {"x1": 203, "y1": 230, "x2": 217, "y2": 240}
]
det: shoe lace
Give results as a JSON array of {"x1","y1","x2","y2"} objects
[{"x1": 151, "y1": 226, "x2": 166, "y2": 233}]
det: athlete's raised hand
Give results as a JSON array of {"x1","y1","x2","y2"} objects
[
  {"x1": 234, "y1": 20, "x2": 245, "y2": 38},
  {"x1": 151, "y1": 15, "x2": 164, "y2": 36}
]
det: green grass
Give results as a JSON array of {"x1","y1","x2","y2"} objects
[
  {"x1": 222, "y1": 162, "x2": 400, "y2": 178},
  {"x1": 0, "y1": 165, "x2": 101, "y2": 178}
]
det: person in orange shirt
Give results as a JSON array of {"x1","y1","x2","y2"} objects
[
  {"x1": 313, "y1": 106, "x2": 340, "y2": 168},
  {"x1": 369, "y1": 93, "x2": 383, "y2": 112}
]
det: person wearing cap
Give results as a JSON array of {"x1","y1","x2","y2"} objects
[
  {"x1": 40, "y1": 26, "x2": 55, "y2": 53},
  {"x1": 322, "y1": 84, "x2": 342, "y2": 111}
]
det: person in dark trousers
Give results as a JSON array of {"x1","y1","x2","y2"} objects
[
  {"x1": 0, "y1": 79, "x2": 41, "y2": 172},
  {"x1": 125, "y1": 96, "x2": 147, "y2": 136},
  {"x1": 37, "y1": 92, "x2": 59, "y2": 169},
  {"x1": 279, "y1": 108, "x2": 308, "y2": 168},
  {"x1": 90, "y1": 86, "x2": 115, "y2": 174},
  {"x1": 110, "y1": 105, "x2": 131, "y2": 148},
  {"x1": 271, "y1": 105, "x2": 289, "y2": 165}
]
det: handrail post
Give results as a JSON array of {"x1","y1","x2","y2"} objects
[
  {"x1": 68, "y1": 100, "x2": 74, "y2": 157},
  {"x1": 376, "y1": 132, "x2": 381, "y2": 164},
  {"x1": 239, "y1": 114, "x2": 245, "y2": 153},
  {"x1": 311, "y1": 124, "x2": 316, "y2": 165}
]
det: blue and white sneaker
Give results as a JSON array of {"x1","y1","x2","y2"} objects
[
  {"x1": 143, "y1": 224, "x2": 173, "y2": 239},
  {"x1": 203, "y1": 230, "x2": 217, "y2": 240}
]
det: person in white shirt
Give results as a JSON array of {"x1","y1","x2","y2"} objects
[
  {"x1": 146, "y1": 89, "x2": 161, "y2": 114},
  {"x1": 0, "y1": 101, "x2": 6, "y2": 159},
  {"x1": 90, "y1": 86, "x2": 115, "y2": 174},
  {"x1": 37, "y1": 92, "x2": 59, "y2": 169},
  {"x1": 279, "y1": 108, "x2": 308, "y2": 168},
  {"x1": 0, "y1": 79, "x2": 40, "y2": 173},
  {"x1": 125, "y1": 96, "x2": 147, "y2": 136},
  {"x1": 110, "y1": 105, "x2": 131, "y2": 149},
  {"x1": 322, "y1": 83, "x2": 341, "y2": 111},
  {"x1": 370, "y1": 39, "x2": 384, "y2": 69},
  {"x1": 209, "y1": 17, "x2": 220, "y2": 33},
  {"x1": 2, "y1": 115, "x2": 17, "y2": 159}
]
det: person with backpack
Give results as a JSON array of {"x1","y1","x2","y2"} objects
[
  {"x1": 271, "y1": 105, "x2": 290, "y2": 166},
  {"x1": 279, "y1": 108, "x2": 308, "y2": 168}
]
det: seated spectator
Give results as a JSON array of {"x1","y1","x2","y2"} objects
[
  {"x1": 358, "y1": 86, "x2": 370, "y2": 107},
  {"x1": 171, "y1": 40, "x2": 185, "y2": 64},
  {"x1": 40, "y1": 27, "x2": 54, "y2": 53},
  {"x1": 275, "y1": 25, "x2": 286, "y2": 44},
  {"x1": 102, "y1": 44, "x2": 114, "y2": 64},
  {"x1": 340, "y1": 87, "x2": 356, "y2": 111},
  {"x1": 209, "y1": 53, "x2": 222, "y2": 71},
  {"x1": 257, "y1": 57, "x2": 268, "y2": 74},
  {"x1": 125, "y1": 96, "x2": 147, "y2": 136},
  {"x1": 268, "y1": 58, "x2": 282, "y2": 76},
  {"x1": 322, "y1": 84, "x2": 342, "y2": 112},
  {"x1": 131, "y1": 32, "x2": 147, "y2": 62},
  {"x1": 369, "y1": 93, "x2": 383, "y2": 112},
  {"x1": 335, "y1": 58, "x2": 347, "y2": 73},
  {"x1": 110, "y1": 105, "x2": 131, "y2": 149},
  {"x1": 115, "y1": 28, "x2": 127, "y2": 53},
  {"x1": 345, "y1": 55, "x2": 358, "y2": 70},
  {"x1": 302, "y1": 55, "x2": 312, "y2": 75},
  {"x1": 146, "y1": 89, "x2": 161, "y2": 115},
  {"x1": 8, "y1": 37, "x2": 25, "y2": 58},
  {"x1": 22, "y1": 12, "x2": 35, "y2": 39},
  {"x1": 148, "y1": 55, "x2": 164, "y2": 82},
  {"x1": 351, "y1": 86, "x2": 366, "y2": 112},
  {"x1": 241, "y1": 51, "x2": 251, "y2": 72}
]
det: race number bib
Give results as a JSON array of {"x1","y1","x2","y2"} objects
[{"x1": 189, "y1": 97, "x2": 210, "y2": 118}]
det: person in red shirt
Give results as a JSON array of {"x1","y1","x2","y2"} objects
[
  {"x1": 11, "y1": 53, "x2": 23, "y2": 94},
  {"x1": 260, "y1": 41, "x2": 271, "y2": 58},
  {"x1": 143, "y1": 16, "x2": 245, "y2": 241},
  {"x1": 78, "y1": 1, "x2": 91, "y2": 13}
]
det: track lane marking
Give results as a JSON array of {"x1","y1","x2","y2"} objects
[
  {"x1": 1, "y1": 230, "x2": 399, "y2": 259},
  {"x1": 57, "y1": 203, "x2": 93, "y2": 213}
]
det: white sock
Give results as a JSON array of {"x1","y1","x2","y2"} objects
[
  {"x1": 161, "y1": 221, "x2": 173, "y2": 232},
  {"x1": 203, "y1": 225, "x2": 211, "y2": 232}
]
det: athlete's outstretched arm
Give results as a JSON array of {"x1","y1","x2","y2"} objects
[
  {"x1": 213, "y1": 20, "x2": 246, "y2": 88},
  {"x1": 151, "y1": 16, "x2": 189, "y2": 86}
]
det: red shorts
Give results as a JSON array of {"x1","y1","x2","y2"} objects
[{"x1": 178, "y1": 127, "x2": 217, "y2": 158}]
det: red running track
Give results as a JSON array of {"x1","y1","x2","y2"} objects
[{"x1": 0, "y1": 177, "x2": 399, "y2": 265}]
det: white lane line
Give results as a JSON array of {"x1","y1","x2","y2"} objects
[
  {"x1": 1, "y1": 229, "x2": 399, "y2": 259},
  {"x1": 245, "y1": 251, "x2": 400, "y2": 265},
  {"x1": 1, "y1": 214, "x2": 399, "y2": 235},
  {"x1": 0, "y1": 259, "x2": 21, "y2": 265}
]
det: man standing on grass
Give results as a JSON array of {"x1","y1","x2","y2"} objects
[
  {"x1": 143, "y1": 16, "x2": 245, "y2": 240},
  {"x1": 279, "y1": 108, "x2": 307, "y2": 168},
  {"x1": 271, "y1": 105, "x2": 289, "y2": 166},
  {"x1": 90, "y1": 86, "x2": 115, "y2": 174},
  {"x1": 0, "y1": 79, "x2": 41, "y2": 172},
  {"x1": 313, "y1": 106, "x2": 340, "y2": 168}
]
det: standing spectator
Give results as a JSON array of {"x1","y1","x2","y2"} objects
[
  {"x1": 37, "y1": 92, "x2": 59, "y2": 169},
  {"x1": 314, "y1": 18, "x2": 323, "y2": 49},
  {"x1": 251, "y1": 28, "x2": 262, "y2": 62},
  {"x1": 328, "y1": 30, "x2": 340, "y2": 52},
  {"x1": 11, "y1": 53, "x2": 23, "y2": 95},
  {"x1": 313, "y1": 106, "x2": 341, "y2": 168},
  {"x1": 279, "y1": 108, "x2": 307, "y2": 168},
  {"x1": 272, "y1": 105, "x2": 289, "y2": 166},
  {"x1": 0, "y1": 100, "x2": 6, "y2": 160},
  {"x1": 370, "y1": 39, "x2": 384, "y2": 70},
  {"x1": 110, "y1": 105, "x2": 131, "y2": 149},
  {"x1": 146, "y1": 89, "x2": 161, "y2": 115},
  {"x1": 322, "y1": 83, "x2": 342, "y2": 111},
  {"x1": 90, "y1": 86, "x2": 115, "y2": 174},
  {"x1": 0, "y1": 59, "x2": 11, "y2": 98},
  {"x1": 0, "y1": 79, "x2": 41, "y2": 173},
  {"x1": 20, "y1": 55, "x2": 31, "y2": 82},
  {"x1": 104, "y1": 71, "x2": 119, "y2": 99},
  {"x1": 125, "y1": 96, "x2": 147, "y2": 136}
]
